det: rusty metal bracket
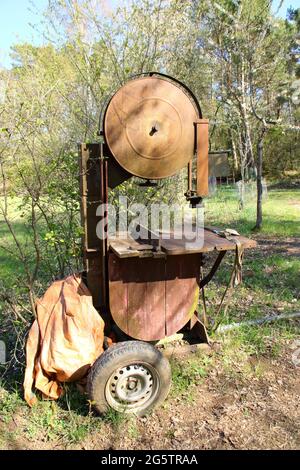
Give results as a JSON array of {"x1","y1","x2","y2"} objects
[
  {"x1": 199, "y1": 251, "x2": 227, "y2": 289},
  {"x1": 189, "y1": 313, "x2": 210, "y2": 344}
]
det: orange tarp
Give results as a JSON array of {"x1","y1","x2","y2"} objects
[{"x1": 23, "y1": 274, "x2": 104, "y2": 406}]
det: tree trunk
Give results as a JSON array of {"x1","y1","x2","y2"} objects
[
  {"x1": 254, "y1": 134, "x2": 264, "y2": 230},
  {"x1": 229, "y1": 130, "x2": 238, "y2": 171}
]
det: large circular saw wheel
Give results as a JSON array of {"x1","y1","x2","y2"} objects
[
  {"x1": 87, "y1": 341, "x2": 171, "y2": 416},
  {"x1": 103, "y1": 76, "x2": 199, "y2": 179}
]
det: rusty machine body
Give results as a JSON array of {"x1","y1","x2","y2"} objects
[{"x1": 80, "y1": 73, "x2": 256, "y2": 415}]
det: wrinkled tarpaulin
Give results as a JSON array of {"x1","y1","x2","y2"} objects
[{"x1": 23, "y1": 274, "x2": 104, "y2": 406}]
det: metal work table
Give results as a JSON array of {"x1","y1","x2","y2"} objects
[{"x1": 109, "y1": 227, "x2": 256, "y2": 258}]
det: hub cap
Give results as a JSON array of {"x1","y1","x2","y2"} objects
[{"x1": 105, "y1": 363, "x2": 159, "y2": 413}]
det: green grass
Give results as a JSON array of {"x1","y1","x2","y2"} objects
[
  {"x1": 211, "y1": 320, "x2": 300, "y2": 384},
  {"x1": 200, "y1": 183, "x2": 300, "y2": 368},
  {"x1": 206, "y1": 252, "x2": 300, "y2": 320},
  {"x1": 221, "y1": 321, "x2": 299, "y2": 357},
  {"x1": 0, "y1": 377, "x2": 134, "y2": 449},
  {"x1": 0, "y1": 382, "x2": 102, "y2": 448},
  {"x1": 0, "y1": 198, "x2": 30, "y2": 281},
  {"x1": 25, "y1": 400, "x2": 94, "y2": 444},
  {"x1": 102, "y1": 407, "x2": 128, "y2": 428},
  {"x1": 202, "y1": 185, "x2": 300, "y2": 325},
  {"x1": 0, "y1": 385, "x2": 24, "y2": 424},
  {"x1": 0, "y1": 196, "x2": 81, "y2": 288},
  {"x1": 170, "y1": 354, "x2": 212, "y2": 400},
  {"x1": 205, "y1": 185, "x2": 300, "y2": 237}
]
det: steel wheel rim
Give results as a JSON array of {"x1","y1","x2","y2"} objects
[{"x1": 105, "y1": 362, "x2": 160, "y2": 413}]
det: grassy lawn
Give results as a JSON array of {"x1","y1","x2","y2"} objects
[
  {"x1": 203, "y1": 183, "x2": 300, "y2": 324},
  {"x1": 205, "y1": 184, "x2": 300, "y2": 237},
  {"x1": 0, "y1": 183, "x2": 299, "y2": 449},
  {"x1": 0, "y1": 198, "x2": 30, "y2": 282}
]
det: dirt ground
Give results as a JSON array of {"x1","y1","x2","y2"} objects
[
  {"x1": 1, "y1": 343, "x2": 299, "y2": 451},
  {"x1": 143, "y1": 351, "x2": 300, "y2": 451},
  {"x1": 256, "y1": 236, "x2": 300, "y2": 257}
]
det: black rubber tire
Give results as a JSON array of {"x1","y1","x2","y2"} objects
[{"x1": 87, "y1": 341, "x2": 171, "y2": 417}]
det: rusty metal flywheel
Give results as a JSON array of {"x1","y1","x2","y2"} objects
[{"x1": 103, "y1": 76, "x2": 200, "y2": 179}]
